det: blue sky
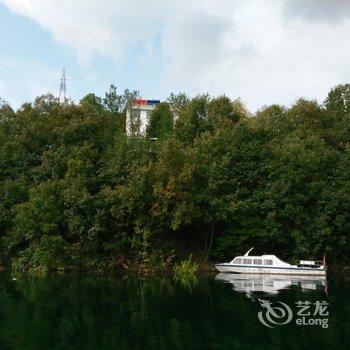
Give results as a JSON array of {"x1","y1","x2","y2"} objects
[
  {"x1": 1, "y1": 0, "x2": 350, "y2": 111},
  {"x1": 0, "y1": 1, "x2": 164, "y2": 107}
]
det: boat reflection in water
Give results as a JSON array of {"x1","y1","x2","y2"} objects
[{"x1": 215, "y1": 273, "x2": 327, "y2": 298}]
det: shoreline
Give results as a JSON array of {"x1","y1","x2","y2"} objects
[{"x1": 2, "y1": 263, "x2": 350, "y2": 276}]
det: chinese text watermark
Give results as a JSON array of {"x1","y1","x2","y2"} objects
[{"x1": 258, "y1": 298, "x2": 329, "y2": 328}]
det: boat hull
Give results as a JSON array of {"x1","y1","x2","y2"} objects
[{"x1": 214, "y1": 264, "x2": 326, "y2": 276}]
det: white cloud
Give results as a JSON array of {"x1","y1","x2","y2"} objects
[
  {"x1": 1, "y1": 0, "x2": 350, "y2": 110},
  {"x1": 0, "y1": 56, "x2": 60, "y2": 106},
  {"x1": 283, "y1": 0, "x2": 350, "y2": 23},
  {"x1": 1, "y1": 0, "x2": 169, "y2": 66}
]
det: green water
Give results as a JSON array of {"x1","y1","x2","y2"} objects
[{"x1": 0, "y1": 272, "x2": 348, "y2": 350}]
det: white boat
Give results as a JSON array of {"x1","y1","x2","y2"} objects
[{"x1": 214, "y1": 247, "x2": 326, "y2": 276}]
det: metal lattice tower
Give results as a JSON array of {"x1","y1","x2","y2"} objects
[{"x1": 58, "y1": 69, "x2": 67, "y2": 103}]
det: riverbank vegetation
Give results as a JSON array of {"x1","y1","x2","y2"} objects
[
  {"x1": 1, "y1": 84, "x2": 350, "y2": 273},
  {"x1": 173, "y1": 255, "x2": 198, "y2": 289}
]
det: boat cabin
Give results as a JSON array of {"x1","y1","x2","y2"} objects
[{"x1": 229, "y1": 248, "x2": 292, "y2": 268}]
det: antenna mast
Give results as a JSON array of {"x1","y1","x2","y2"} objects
[{"x1": 59, "y1": 69, "x2": 67, "y2": 103}]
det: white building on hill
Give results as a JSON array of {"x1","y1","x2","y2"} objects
[{"x1": 126, "y1": 99, "x2": 160, "y2": 136}]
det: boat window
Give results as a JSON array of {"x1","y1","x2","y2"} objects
[
  {"x1": 233, "y1": 258, "x2": 242, "y2": 264},
  {"x1": 243, "y1": 258, "x2": 252, "y2": 264},
  {"x1": 253, "y1": 259, "x2": 262, "y2": 265},
  {"x1": 264, "y1": 259, "x2": 273, "y2": 265}
]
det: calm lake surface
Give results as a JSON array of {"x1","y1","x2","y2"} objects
[{"x1": 0, "y1": 272, "x2": 348, "y2": 349}]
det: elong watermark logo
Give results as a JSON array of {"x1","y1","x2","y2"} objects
[{"x1": 257, "y1": 298, "x2": 329, "y2": 328}]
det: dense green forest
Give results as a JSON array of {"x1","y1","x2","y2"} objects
[{"x1": 1, "y1": 84, "x2": 350, "y2": 273}]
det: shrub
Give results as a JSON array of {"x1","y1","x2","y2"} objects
[{"x1": 173, "y1": 254, "x2": 198, "y2": 289}]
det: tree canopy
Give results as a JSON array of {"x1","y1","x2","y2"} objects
[{"x1": 0, "y1": 85, "x2": 349, "y2": 272}]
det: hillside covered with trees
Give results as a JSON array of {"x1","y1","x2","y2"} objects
[{"x1": 1, "y1": 84, "x2": 350, "y2": 273}]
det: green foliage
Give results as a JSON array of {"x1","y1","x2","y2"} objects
[
  {"x1": 146, "y1": 102, "x2": 173, "y2": 139},
  {"x1": 0, "y1": 98, "x2": 14, "y2": 122},
  {"x1": 175, "y1": 95, "x2": 210, "y2": 143},
  {"x1": 166, "y1": 92, "x2": 189, "y2": 116},
  {"x1": 173, "y1": 255, "x2": 198, "y2": 289},
  {"x1": 208, "y1": 95, "x2": 234, "y2": 122},
  {"x1": 1, "y1": 84, "x2": 350, "y2": 273},
  {"x1": 325, "y1": 84, "x2": 350, "y2": 116},
  {"x1": 79, "y1": 93, "x2": 103, "y2": 111},
  {"x1": 103, "y1": 85, "x2": 139, "y2": 132},
  {"x1": 17, "y1": 236, "x2": 68, "y2": 273},
  {"x1": 232, "y1": 97, "x2": 251, "y2": 120}
]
